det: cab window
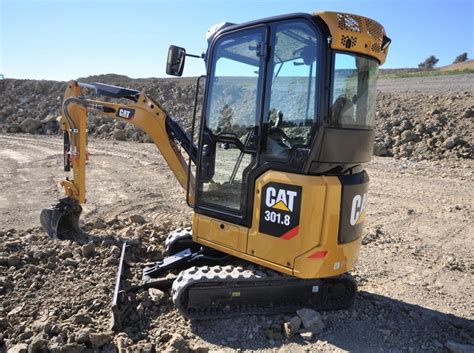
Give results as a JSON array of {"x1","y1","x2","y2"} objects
[
  {"x1": 263, "y1": 21, "x2": 319, "y2": 162},
  {"x1": 331, "y1": 53, "x2": 379, "y2": 129},
  {"x1": 198, "y1": 28, "x2": 265, "y2": 212}
]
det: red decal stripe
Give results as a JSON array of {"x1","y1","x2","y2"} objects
[
  {"x1": 280, "y1": 226, "x2": 299, "y2": 240},
  {"x1": 309, "y1": 250, "x2": 328, "y2": 259}
]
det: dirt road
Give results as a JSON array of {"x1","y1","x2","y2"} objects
[
  {"x1": 0, "y1": 133, "x2": 192, "y2": 231},
  {"x1": 1, "y1": 133, "x2": 473, "y2": 352}
]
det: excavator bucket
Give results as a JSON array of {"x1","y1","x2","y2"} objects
[{"x1": 40, "y1": 197, "x2": 83, "y2": 240}]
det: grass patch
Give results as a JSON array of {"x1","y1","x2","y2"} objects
[{"x1": 379, "y1": 68, "x2": 474, "y2": 79}]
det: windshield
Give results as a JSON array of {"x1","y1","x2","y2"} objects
[{"x1": 331, "y1": 53, "x2": 379, "y2": 129}]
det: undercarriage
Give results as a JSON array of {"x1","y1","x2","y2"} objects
[{"x1": 111, "y1": 228, "x2": 357, "y2": 330}]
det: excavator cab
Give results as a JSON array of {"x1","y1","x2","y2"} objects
[{"x1": 167, "y1": 13, "x2": 390, "y2": 279}]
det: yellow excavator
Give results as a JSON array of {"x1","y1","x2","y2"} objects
[{"x1": 40, "y1": 11, "x2": 390, "y2": 326}]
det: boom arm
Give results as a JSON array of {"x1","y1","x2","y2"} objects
[{"x1": 60, "y1": 80, "x2": 195, "y2": 205}]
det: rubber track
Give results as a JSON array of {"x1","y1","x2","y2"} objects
[
  {"x1": 164, "y1": 227, "x2": 192, "y2": 254},
  {"x1": 172, "y1": 265, "x2": 357, "y2": 320}
]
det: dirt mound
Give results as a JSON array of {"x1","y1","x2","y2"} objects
[
  {"x1": 0, "y1": 76, "x2": 200, "y2": 144},
  {"x1": 1, "y1": 75, "x2": 473, "y2": 161},
  {"x1": 374, "y1": 91, "x2": 474, "y2": 159},
  {"x1": 0, "y1": 218, "x2": 200, "y2": 353}
]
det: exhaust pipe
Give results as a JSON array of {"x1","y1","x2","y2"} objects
[{"x1": 40, "y1": 197, "x2": 83, "y2": 239}]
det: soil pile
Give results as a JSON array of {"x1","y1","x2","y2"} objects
[
  {"x1": 1, "y1": 213, "x2": 472, "y2": 353},
  {"x1": 0, "y1": 75, "x2": 200, "y2": 144},
  {"x1": 1, "y1": 74, "x2": 473, "y2": 160},
  {"x1": 374, "y1": 91, "x2": 473, "y2": 160}
]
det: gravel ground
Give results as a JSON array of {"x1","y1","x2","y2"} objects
[{"x1": 0, "y1": 134, "x2": 473, "y2": 353}]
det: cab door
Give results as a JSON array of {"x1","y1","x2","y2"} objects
[{"x1": 195, "y1": 26, "x2": 267, "y2": 225}]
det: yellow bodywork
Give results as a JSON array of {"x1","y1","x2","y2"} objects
[
  {"x1": 193, "y1": 171, "x2": 361, "y2": 279},
  {"x1": 59, "y1": 80, "x2": 193, "y2": 204},
  {"x1": 317, "y1": 11, "x2": 389, "y2": 64}
]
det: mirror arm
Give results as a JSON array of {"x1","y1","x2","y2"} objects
[{"x1": 185, "y1": 53, "x2": 205, "y2": 59}]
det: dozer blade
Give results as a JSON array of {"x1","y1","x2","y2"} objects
[
  {"x1": 40, "y1": 197, "x2": 83, "y2": 240},
  {"x1": 110, "y1": 242, "x2": 177, "y2": 331}
]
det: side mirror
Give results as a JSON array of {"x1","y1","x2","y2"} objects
[{"x1": 166, "y1": 45, "x2": 186, "y2": 76}]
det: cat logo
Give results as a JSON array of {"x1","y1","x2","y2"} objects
[
  {"x1": 116, "y1": 108, "x2": 135, "y2": 120},
  {"x1": 350, "y1": 193, "x2": 368, "y2": 226},
  {"x1": 265, "y1": 186, "x2": 298, "y2": 212},
  {"x1": 259, "y1": 182, "x2": 302, "y2": 238}
]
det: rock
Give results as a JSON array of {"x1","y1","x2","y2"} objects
[
  {"x1": 58, "y1": 343, "x2": 85, "y2": 353},
  {"x1": 128, "y1": 343, "x2": 155, "y2": 353},
  {"x1": 50, "y1": 325, "x2": 61, "y2": 335},
  {"x1": 81, "y1": 243, "x2": 95, "y2": 258},
  {"x1": 296, "y1": 308, "x2": 325, "y2": 333},
  {"x1": 7, "y1": 304, "x2": 24, "y2": 318},
  {"x1": 43, "y1": 322, "x2": 52, "y2": 335},
  {"x1": 166, "y1": 333, "x2": 188, "y2": 353},
  {"x1": 114, "y1": 335, "x2": 129, "y2": 352},
  {"x1": 7, "y1": 343, "x2": 28, "y2": 353},
  {"x1": 148, "y1": 288, "x2": 165, "y2": 303},
  {"x1": 282, "y1": 316, "x2": 301, "y2": 338},
  {"x1": 128, "y1": 214, "x2": 146, "y2": 225},
  {"x1": 443, "y1": 135, "x2": 460, "y2": 149},
  {"x1": 113, "y1": 129, "x2": 126, "y2": 141},
  {"x1": 0, "y1": 257, "x2": 8, "y2": 266},
  {"x1": 18, "y1": 331, "x2": 34, "y2": 341},
  {"x1": 93, "y1": 218, "x2": 107, "y2": 229},
  {"x1": 0, "y1": 277, "x2": 13, "y2": 291},
  {"x1": 73, "y1": 313, "x2": 92, "y2": 325},
  {"x1": 7, "y1": 255, "x2": 21, "y2": 267},
  {"x1": 63, "y1": 258, "x2": 77, "y2": 267},
  {"x1": 446, "y1": 341, "x2": 474, "y2": 353},
  {"x1": 75, "y1": 329, "x2": 90, "y2": 344},
  {"x1": 20, "y1": 118, "x2": 41, "y2": 133},
  {"x1": 400, "y1": 130, "x2": 418, "y2": 143},
  {"x1": 40, "y1": 113, "x2": 57, "y2": 123},
  {"x1": 27, "y1": 337, "x2": 46, "y2": 353},
  {"x1": 188, "y1": 343, "x2": 209, "y2": 353},
  {"x1": 0, "y1": 317, "x2": 9, "y2": 329},
  {"x1": 59, "y1": 250, "x2": 73, "y2": 259},
  {"x1": 462, "y1": 108, "x2": 473, "y2": 118},
  {"x1": 89, "y1": 333, "x2": 113, "y2": 348},
  {"x1": 8, "y1": 123, "x2": 21, "y2": 133},
  {"x1": 97, "y1": 125, "x2": 110, "y2": 135},
  {"x1": 373, "y1": 142, "x2": 388, "y2": 156}
]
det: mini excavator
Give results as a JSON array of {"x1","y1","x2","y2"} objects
[{"x1": 41, "y1": 11, "x2": 390, "y2": 325}]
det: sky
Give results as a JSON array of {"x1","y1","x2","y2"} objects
[{"x1": 1, "y1": 0, "x2": 473, "y2": 80}]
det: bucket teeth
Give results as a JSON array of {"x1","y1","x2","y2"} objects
[{"x1": 40, "y1": 197, "x2": 83, "y2": 240}]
